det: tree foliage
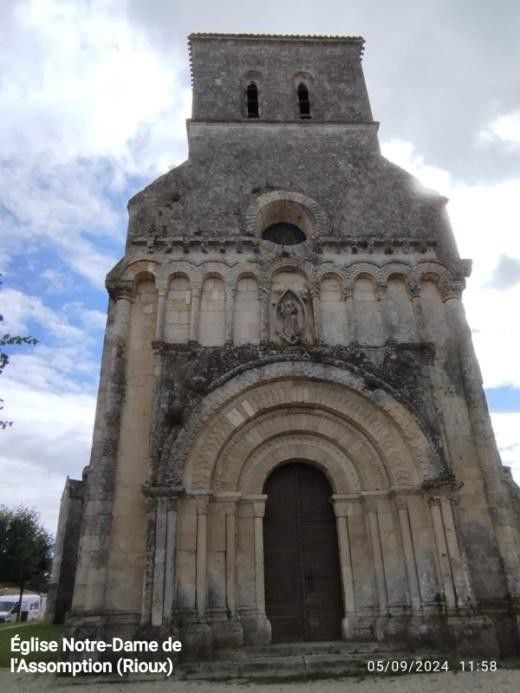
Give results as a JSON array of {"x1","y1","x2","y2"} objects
[
  {"x1": 0, "y1": 275, "x2": 38, "y2": 429},
  {"x1": 0, "y1": 506, "x2": 53, "y2": 620}
]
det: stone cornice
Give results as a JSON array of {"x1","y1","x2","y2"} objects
[{"x1": 130, "y1": 234, "x2": 439, "y2": 256}]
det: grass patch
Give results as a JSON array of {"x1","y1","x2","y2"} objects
[{"x1": 0, "y1": 622, "x2": 64, "y2": 668}]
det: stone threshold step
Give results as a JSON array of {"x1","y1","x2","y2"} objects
[
  {"x1": 177, "y1": 650, "x2": 441, "y2": 681},
  {"x1": 215, "y1": 640, "x2": 402, "y2": 659}
]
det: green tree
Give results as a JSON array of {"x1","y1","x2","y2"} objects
[
  {"x1": 0, "y1": 506, "x2": 53, "y2": 621},
  {"x1": 0, "y1": 275, "x2": 38, "y2": 428}
]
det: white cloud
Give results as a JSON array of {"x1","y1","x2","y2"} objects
[
  {"x1": 1, "y1": 289, "x2": 101, "y2": 395},
  {"x1": 381, "y1": 139, "x2": 452, "y2": 197},
  {"x1": 479, "y1": 111, "x2": 520, "y2": 146},
  {"x1": 0, "y1": 288, "x2": 99, "y2": 531},
  {"x1": 0, "y1": 0, "x2": 190, "y2": 167},
  {"x1": 2, "y1": 288, "x2": 85, "y2": 341},
  {"x1": 0, "y1": 0, "x2": 191, "y2": 286},
  {"x1": 491, "y1": 412, "x2": 520, "y2": 484},
  {"x1": 0, "y1": 383, "x2": 95, "y2": 532}
]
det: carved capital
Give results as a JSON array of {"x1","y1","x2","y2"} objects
[
  {"x1": 407, "y1": 280, "x2": 421, "y2": 299},
  {"x1": 242, "y1": 494, "x2": 267, "y2": 518},
  {"x1": 142, "y1": 483, "x2": 184, "y2": 499},
  {"x1": 441, "y1": 280, "x2": 465, "y2": 302},
  {"x1": 343, "y1": 284, "x2": 354, "y2": 300},
  {"x1": 194, "y1": 494, "x2": 211, "y2": 515},
  {"x1": 107, "y1": 280, "x2": 134, "y2": 302},
  {"x1": 376, "y1": 282, "x2": 387, "y2": 300},
  {"x1": 309, "y1": 279, "x2": 321, "y2": 299},
  {"x1": 363, "y1": 496, "x2": 380, "y2": 513},
  {"x1": 427, "y1": 495, "x2": 442, "y2": 508},
  {"x1": 393, "y1": 494, "x2": 410, "y2": 511}
]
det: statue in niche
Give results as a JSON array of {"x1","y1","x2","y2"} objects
[{"x1": 275, "y1": 290, "x2": 305, "y2": 344}]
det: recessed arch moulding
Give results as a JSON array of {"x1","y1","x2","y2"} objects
[
  {"x1": 246, "y1": 190, "x2": 329, "y2": 242},
  {"x1": 175, "y1": 362, "x2": 435, "y2": 494},
  {"x1": 160, "y1": 360, "x2": 477, "y2": 649}
]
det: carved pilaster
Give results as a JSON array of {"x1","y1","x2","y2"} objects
[
  {"x1": 155, "y1": 287, "x2": 167, "y2": 341},
  {"x1": 195, "y1": 494, "x2": 210, "y2": 621},
  {"x1": 364, "y1": 497, "x2": 388, "y2": 614},
  {"x1": 344, "y1": 283, "x2": 355, "y2": 343},
  {"x1": 189, "y1": 284, "x2": 201, "y2": 343},
  {"x1": 427, "y1": 495, "x2": 456, "y2": 610},
  {"x1": 259, "y1": 281, "x2": 270, "y2": 343},
  {"x1": 394, "y1": 495, "x2": 421, "y2": 611},
  {"x1": 310, "y1": 279, "x2": 322, "y2": 343},
  {"x1": 225, "y1": 285, "x2": 236, "y2": 345},
  {"x1": 331, "y1": 498, "x2": 356, "y2": 637},
  {"x1": 141, "y1": 485, "x2": 183, "y2": 626}
]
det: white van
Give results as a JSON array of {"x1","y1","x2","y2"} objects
[{"x1": 0, "y1": 594, "x2": 42, "y2": 623}]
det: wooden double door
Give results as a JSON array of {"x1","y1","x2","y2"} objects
[{"x1": 263, "y1": 462, "x2": 343, "y2": 642}]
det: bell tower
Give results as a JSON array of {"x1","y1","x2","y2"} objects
[{"x1": 49, "y1": 34, "x2": 520, "y2": 664}]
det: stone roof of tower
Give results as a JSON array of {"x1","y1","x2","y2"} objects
[
  {"x1": 188, "y1": 33, "x2": 364, "y2": 41},
  {"x1": 188, "y1": 33, "x2": 366, "y2": 85}
]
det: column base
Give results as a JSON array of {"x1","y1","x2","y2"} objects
[
  {"x1": 445, "y1": 615, "x2": 499, "y2": 657},
  {"x1": 179, "y1": 621, "x2": 213, "y2": 661},
  {"x1": 341, "y1": 615, "x2": 375, "y2": 641},
  {"x1": 210, "y1": 615, "x2": 244, "y2": 649},
  {"x1": 403, "y1": 613, "x2": 499, "y2": 656},
  {"x1": 240, "y1": 611, "x2": 271, "y2": 646}
]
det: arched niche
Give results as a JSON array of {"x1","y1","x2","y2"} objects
[
  {"x1": 129, "y1": 275, "x2": 157, "y2": 355},
  {"x1": 321, "y1": 273, "x2": 348, "y2": 345},
  {"x1": 199, "y1": 274, "x2": 226, "y2": 346},
  {"x1": 353, "y1": 275, "x2": 384, "y2": 346},
  {"x1": 385, "y1": 275, "x2": 417, "y2": 342},
  {"x1": 234, "y1": 275, "x2": 260, "y2": 345},
  {"x1": 420, "y1": 277, "x2": 448, "y2": 344},
  {"x1": 164, "y1": 274, "x2": 191, "y2": 344},
  {"x1": 270, "y1": 268, "x2": 314, "y2": 344}
]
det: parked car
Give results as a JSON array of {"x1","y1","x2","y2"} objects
[{"x1": 0, "y1": 594, "x2": 42, "y2": 622}]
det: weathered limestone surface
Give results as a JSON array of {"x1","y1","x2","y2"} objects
[
  {"x1": 48, "y1": 33, "x2": 520, "y2": 659},
  {"x1": 45, "y1": 478, "x2": 84, "y2": 624}
]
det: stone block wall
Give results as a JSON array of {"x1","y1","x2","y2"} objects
[{"x1": 45, "y1": 478, "x2": 84, "y2": 624}]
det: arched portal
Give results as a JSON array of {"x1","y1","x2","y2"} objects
[{"x1": 263, "y1": 462, "x2": 343, "y2": 642}]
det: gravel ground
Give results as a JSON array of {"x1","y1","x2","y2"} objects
[{"x1": 2, "y1": 670, "x2": 520, "y2": 693}]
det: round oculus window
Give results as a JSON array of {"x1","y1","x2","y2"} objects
[{"x1": 261, "y1": 223, "x2": 306, "y2": 246}]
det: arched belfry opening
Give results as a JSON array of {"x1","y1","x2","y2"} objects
[
  {"x1": 297, "y1": 82, "x2": 311, "y2": 118},
  {"x1": 246, "y1": 81, "x2": 259, "y2": 118},
  {"x1": 263, "y1": 462, "x2": 343, "y2": 642}
]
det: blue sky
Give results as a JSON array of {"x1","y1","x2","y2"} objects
[{"x1": 1, "y1": 0, "x2": 519, "y2": 533}]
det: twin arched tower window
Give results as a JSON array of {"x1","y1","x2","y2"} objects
[{"x1": 245, "y1": 81, "x2": 312, "y2": 119}]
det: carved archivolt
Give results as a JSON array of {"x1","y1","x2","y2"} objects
[
  {"x1": 245, "y1": 190, "x2": 329, "y2": 238},
  {"x1": 174, "y1": 362, "x2": 441, "y2": 493},
  {"x1": 212, "y1": 410, "x2": 382, "y2": 493}
]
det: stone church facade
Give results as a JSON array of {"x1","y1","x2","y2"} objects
[{"x1": 47, "y1": 34, "x2": 520, "y2": 658}]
